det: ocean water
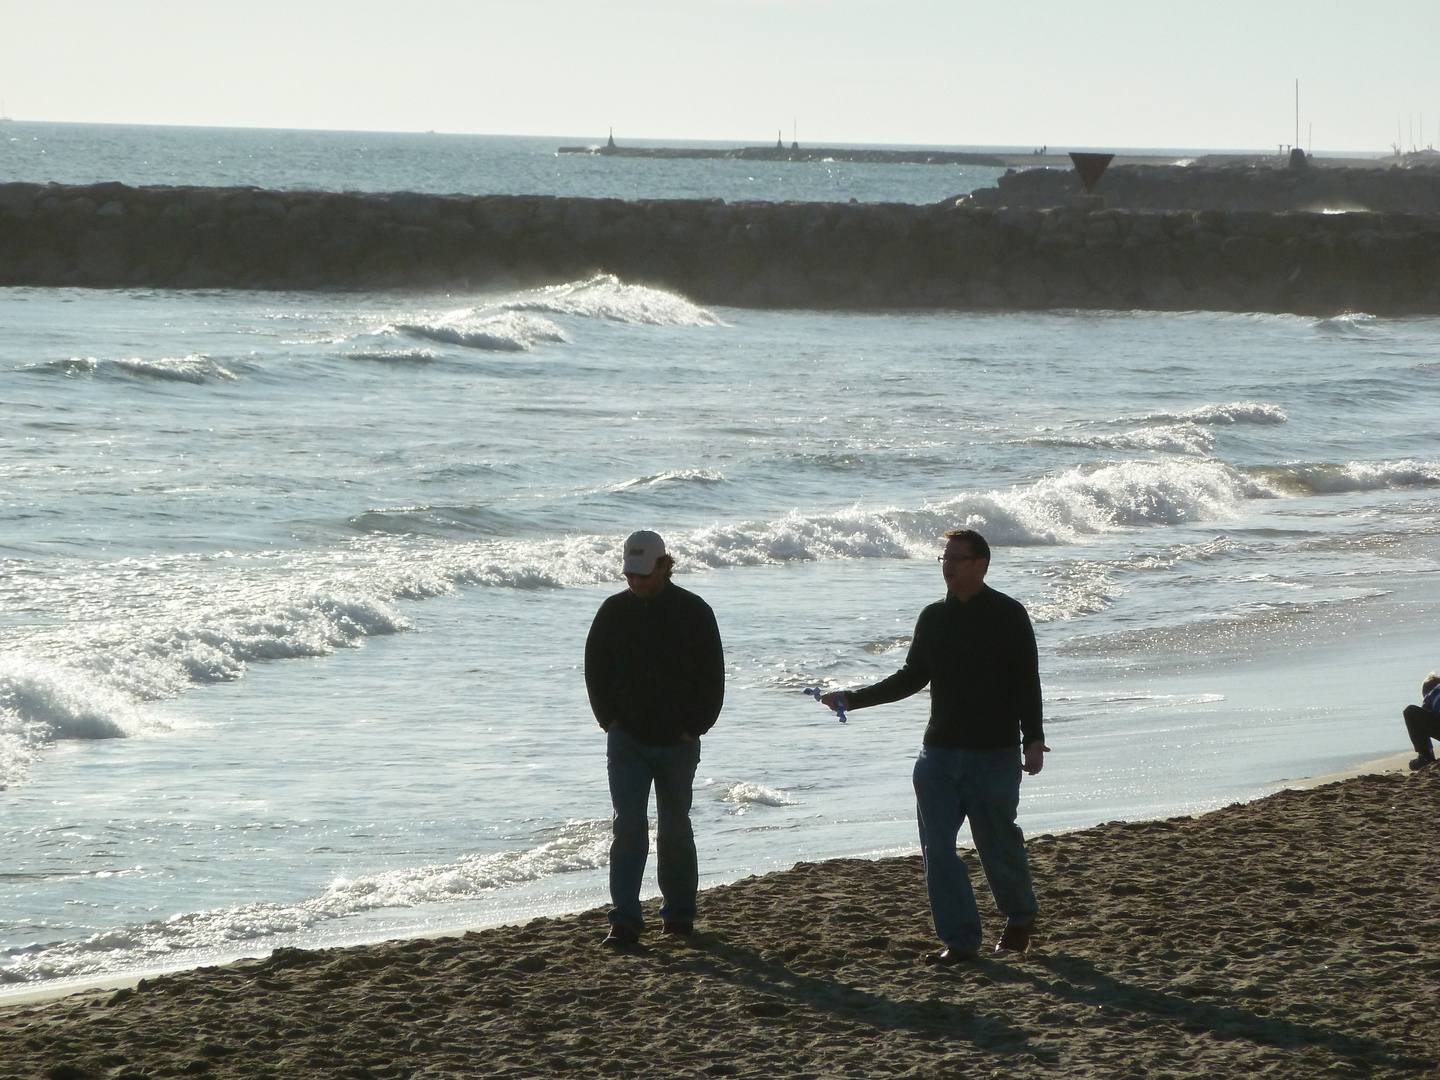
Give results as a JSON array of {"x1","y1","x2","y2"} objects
[
  {"x1": 0, "y1": 122, "x2": 1004, "y2": 205},
  {"x1": 3, "y1": 128, "x2": 1440, "y2": 996}
]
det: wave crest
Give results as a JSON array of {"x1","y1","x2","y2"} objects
[
  {"x1": 0, "y1": 656, "x2": 149, "y2": 789},
  {"x1": 607, "y1": 469, "x2": 726, "y2": 492},
  {"x1": 1028, "y1": 423, "x2": 1215, "y2": 456},
  {"x1": 391, "y1": 311, "x2": 567, "y2": 352},
  {"x1": 1252, "y1": 459, "x2": 1440, "y2": 495},
  {"x1": 1136, "y1": 401, "x2": 1287, "y2": 426},
  {"x1": 502, "y1": 274, "x2": 721, "y2": 326},
  {"x1": 33, "y1": 355, "x2": 237, "y2": 383}
]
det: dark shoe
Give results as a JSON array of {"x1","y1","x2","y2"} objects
[
  {"x1": 927, "y1": 945, "x2": 979, "y2": 966},
  {"x1": 661, "y1": 920, "x2": 694, "y2": 936},
  {"x1": 603, "y1": 925, "x2": 640, "y2": 948},
  {"x1": 1409, "y1": 754, "x2": 1436, "y2": 771},
  {"x1": 995, "y1": 922, "x2": 1034, "y2": 954}
]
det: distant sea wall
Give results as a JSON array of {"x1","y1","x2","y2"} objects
[
  {"x1": 557, "y1": 144, "x2": 1007, "y2": 166},
  {"x1": 2, "y1": 181, "x2": 1440, "y2": 314},
  {"x1": 965, "y1": 163, "x2": 1440, "y2": 215}
]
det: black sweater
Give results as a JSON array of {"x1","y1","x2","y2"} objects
[
  {"x1": 584, "y1": 582, "x2": 725, "y2": 746},
  {"x1": 847, "y1": 585, "x2": 1043, "y2": 750}
]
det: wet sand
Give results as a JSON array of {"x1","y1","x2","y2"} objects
[{"x1": 3, "y1": 766, "x2": 1437, "y2": 1079}]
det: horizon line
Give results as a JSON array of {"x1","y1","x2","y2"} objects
[{"x1": 0, "y1": 117, "x2": 1407, "y2": 159}]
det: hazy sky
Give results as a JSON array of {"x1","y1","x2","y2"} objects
[{"x1": 3, "y1": 0, "x2": 1439, "y2": 152}]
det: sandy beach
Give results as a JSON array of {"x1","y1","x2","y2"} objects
[{"x1": 2, "y1": 765, "x2": 1436, "y2": 1080}]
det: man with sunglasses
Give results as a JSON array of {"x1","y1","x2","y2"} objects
[
  {"x1": 586, "y1": 530, "x2": 725, "y2": 948},
  {"x1": 821, "y1": 528, "x2": 1047, "y2": 963}
]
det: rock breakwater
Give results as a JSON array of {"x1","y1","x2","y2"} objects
[{"x1": 2, "y1": 181, "x2": 1439, "y2": 314}]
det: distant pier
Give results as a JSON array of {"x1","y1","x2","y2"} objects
[{"x1": 557, "y1": 143, "x2": 1008, "y2": 167}]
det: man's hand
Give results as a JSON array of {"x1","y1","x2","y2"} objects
[
  {"x1": 819, "y1": 691, "x2": 849, "y2": 714},
  {"x1": 1023, "y1": 741, "x2": 1049, "y2": 776}
]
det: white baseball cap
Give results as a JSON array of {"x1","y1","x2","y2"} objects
[{"x1": 622, "y1": 530, "x2": 667, "y2": 575}]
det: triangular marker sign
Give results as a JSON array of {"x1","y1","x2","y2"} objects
[{"x1": 1069, "y1": 152, "x2": 1115, "y2": 193}]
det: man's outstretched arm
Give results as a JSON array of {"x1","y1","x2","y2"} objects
[{"x1": 820, "y1": 614, "x2": 932, "y2": 716}]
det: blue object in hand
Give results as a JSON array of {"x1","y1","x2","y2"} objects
[{"x1": 803, "y1": 687, "x2": 846, "y2": 723}]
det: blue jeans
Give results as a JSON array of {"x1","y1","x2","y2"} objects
[
  {"x1": 912, "y1": 744, "x2": 1038, "y2": 951},
  {"x1": 606, "y1": 728, "x2": 702, "y2": 932}
]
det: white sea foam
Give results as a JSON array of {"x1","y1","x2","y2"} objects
[
  {"x1": 925, "y1": 459, "x2": 1272, "y2": 546},
  {"x1": 390, "y1": 310, "x2": 567, "y2": 352},
  {"x1": 719, "y1": 781, "x2": 796, "y2": 811},
  {"x1": 0, "y1": 655, "x2": 150, "y2": 789},
  {"x1": 340, "y1": 348, "x2": 442, "y2": 363},
  {"x1": 0, "y1": 572, "x2": 410, "y2": 788},
  {"x1": 0, "y1": 819, "x2": 610, "y2": 984},
  {"x1": 501, "y1": 274, "x2": 721, "y2": 326},
  {"x1": 6, "y1": 455, "x2": 1429, "y2": 789},
  {"x1": 1028, "y1": 423, "x2": 1215, "y2": 456}
]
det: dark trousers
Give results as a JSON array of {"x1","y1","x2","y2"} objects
[
  {"x1": 1404, "y1": 705, "x2": 1440, "y2": 758},
  {"x1": 606, "y1": 728, "x2": 701, "y2": 932}
]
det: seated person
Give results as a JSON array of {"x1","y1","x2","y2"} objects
[{"x1": 1403, "y1": 672, "x2": 1440, "y2": 770}]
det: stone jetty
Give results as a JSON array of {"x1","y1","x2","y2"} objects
[
  {"x1": 557, "y1": 144, "x2": 1007, "y2": 166},
  {"x1": 2, "y1": 180, "x2": 1439, "y2": 314}
]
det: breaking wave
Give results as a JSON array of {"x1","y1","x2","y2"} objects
[
  {"x1": 1314, "y1": 312, "x2": 1379, "y2": 337},
  {"x1": 1029, "y1": 402, "x2": 1288, "y2": 457},
  {"x1": 0, "y1": 655, "x2": 155, "y2": 791},
  {"x1": 1028, "y1": 423, "x2": 1215, "y2": 456},
  {"x1": 391, "y1": 311, "x2": 567, "y2": 352},
  {"x1": 6, "y1": 455, "x2": 1431, "y2": 789},
  {"x1": 32, "y1": 354, "x2": 238, "y2": 383},
  {"x1": 0, "y1": 571, "x2": 409, "y2": 789},
  {"x1": 1251, "y1": 459, "x2": 1440, "y2": 495},
  {"x1": 1131, "y1": 401, "x2": 1287, "y2": 426},
  {"x1": 358, "y1": 277, "x2": 716, "y2": 358},
  {"x1": 718, "y1": 781, "x2": 796, "y2": 813},
  {"x1": 500, "y1": 274, "x2": 721, "y2": 326}
]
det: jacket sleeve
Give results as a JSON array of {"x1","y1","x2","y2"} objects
[
  {"x1": 845, "y1": 612, "x2": 932, "y2": 711},
  {"x1": 1013, "y1": 605, "x2": 1044, "y2": 748},
  {"x1": 584, "y1": 604, "x2": 619, "y2": 731},
  {"x1": 686, "y1": 600, "x2": 725, "y2": 737}
]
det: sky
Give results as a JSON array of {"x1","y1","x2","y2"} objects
[{"x1": 2, "y1": 0, "x2": 1439, "y2": 153}]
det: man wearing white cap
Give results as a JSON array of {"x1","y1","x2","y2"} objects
[{"x1": 585, "y1": 530, "x2": 725, "y2": 947}]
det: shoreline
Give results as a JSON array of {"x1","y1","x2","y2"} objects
[
  {"x1": 4, "y1": 764, "x2": 1435, "y2": 1077},
  {"x1": 0, "y1": 747, "x2": 1415, "y2": 1011},
  {"x1": 1270, "y1": 750, "x2": 1411, "y2": 790}
]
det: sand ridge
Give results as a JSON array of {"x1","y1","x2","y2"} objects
[{"x1": 2, "y1": 768, "x2": 1437, "y2": 1079}]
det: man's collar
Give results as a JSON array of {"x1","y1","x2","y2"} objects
[{"x1": 946, "y1": 583, "x2": 989, "y2": 603}]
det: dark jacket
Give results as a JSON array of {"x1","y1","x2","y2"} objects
[
  {"x1": 584, "y1": 582, "x2": 725, "y2": 746},
  {"x1": 847, "y1": 585, "x2": 1043, "y2": 750}
]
